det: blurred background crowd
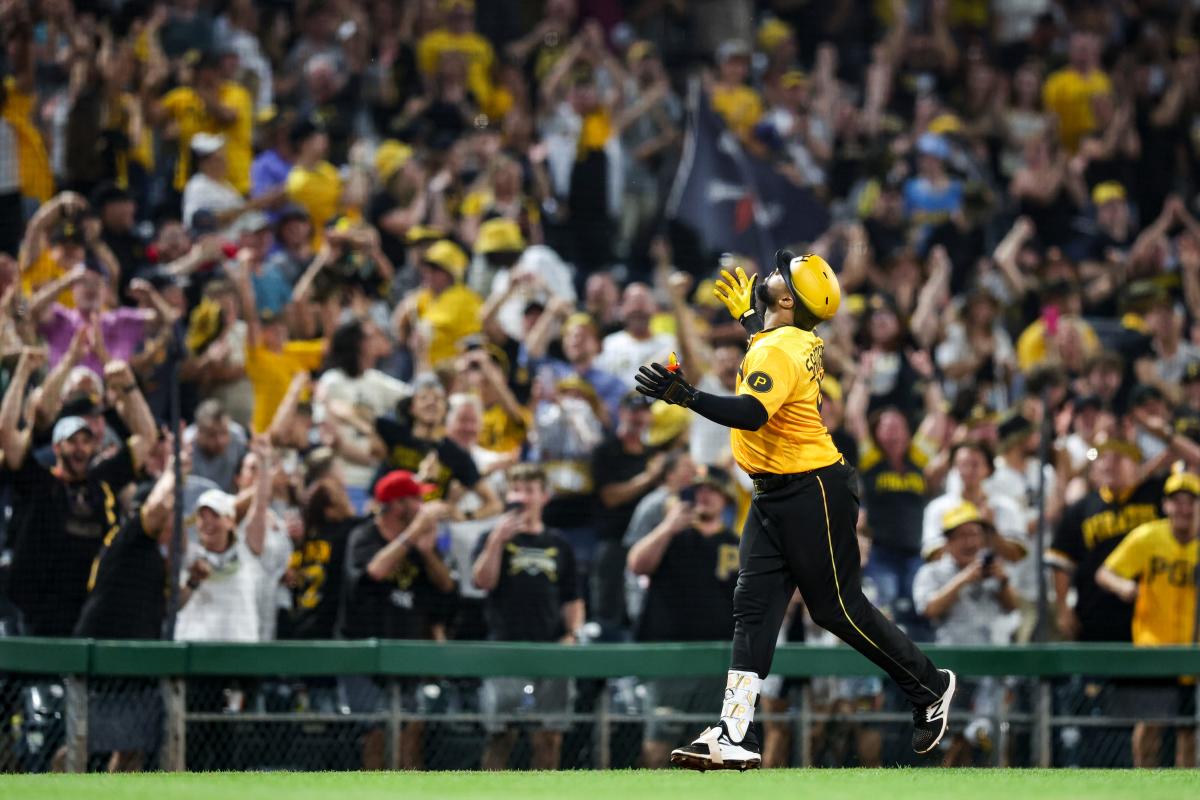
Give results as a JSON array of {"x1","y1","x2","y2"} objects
[{"x1": 0, "y1": 0, "x2": 1199, "y2": 773}]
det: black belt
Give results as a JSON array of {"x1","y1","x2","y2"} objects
[{"x1": 750, "y1": 458, "x2": 844, "y2": 495}]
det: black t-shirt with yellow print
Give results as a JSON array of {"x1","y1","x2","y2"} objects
[
  {"x1": 373, "y1": 416, "x2": 482, "y2": 499},
  {"x1": 7, "y1": 446, "x2": 137, "y2": 636},
  {"x1": 287, "y1": 517, "x2": 362, "y2": 640},
  {"x1": 338, "y1": 520, "x2": 450, "y2": 640},
  {"x1": 1049, "y1": 479, "x2": 1164, "y2": 642},
  {"x1": 473, "y1": 527, "x2": 578, "y2": 642},
  {"x1": 857, "y1": 442, "x2": 930, "y2": 554}
]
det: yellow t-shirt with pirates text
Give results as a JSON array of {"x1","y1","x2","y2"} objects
[
  {"x1": 1103, "y1": 519, "x2": 1197, "y2": 647},
  {"x1": 731, "y1": 326, "x2": 842, "y2": 475}
]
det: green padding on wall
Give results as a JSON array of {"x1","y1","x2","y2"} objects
[
  {"x1": 187, "y1": 640, "x2": 382, "y2": 675},
  {"x1": 0, "y1": 638, "x2": 89, "y2": 673},
  {"x1": 0, "y1": 640, "x2": 1197, "y2": 678},
  {"x1": 91, "y1": 640, "x2": 187, "y2": 676}
]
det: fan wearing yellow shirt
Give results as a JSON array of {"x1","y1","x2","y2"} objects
[
  {"x1": 286, "y1": 118, "x2": 342, "y2": 246},
  {"x1": 2, "y1": 36, "x2": 55, "y2": 203},
  {"x1": 234, "y1": 263, "x2": 326, "y2": 433},
  {"x1": 1042, "y1": 32, "x2": 1113, "y2": 153},
  {"x1": 416, "y1": 0, "x2": 495, "y2": 109},
  {"x1": 155, "y1": 51, "x2": 254, "y2": 195},
  {"x1": 395, "y1": 240, "x2": 483, "y2": 368},
  {"x1": 710, "y1": 41, "x2": 763, "y2": 142},
  {"x1": 636, "y1": 251, "x2": 956, "y2": 770},
  {"x1": 17, "y1": 192, "x2": 91, "y2": 308},
  {"x1": 1096, "y1": 471, "x2": 1199, "y2": 768}
]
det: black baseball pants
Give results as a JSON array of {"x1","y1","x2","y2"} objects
[{"x1": 730, "y1": 460, "x2": 947, "y2": 707}]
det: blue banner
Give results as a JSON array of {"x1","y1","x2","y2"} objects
[{"x1": 667, "y1": 83, "x2": 831, "y2": 269}]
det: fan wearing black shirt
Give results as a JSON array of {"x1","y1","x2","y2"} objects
[
  {"x1": 472, "y1": 464, "x2": 583, "y2": 771},
  {"x1": 72, "y1": 457, "x2": 180, "y2": 773},
  {"x1": 0, "y1": 351, "x2": 155, "y2": 637},
  {"x1": 1049, "y1": 437, "x2": 1170, "y2": 642},
  {"x1": 627, "y1": 471, "x2": 740, "y2": 768},
  {"x1": 283, "y1": 449, "x2": 362, "y2": 640},
  {"x1": 368, "y1": 375, "x2": 486, "y2": 508},
  {"x1": 590, "y1": 392, "x2": 667, "y2": 632},
  {"x1": 338, "y1": 470, "x2": 454, "y2": 771}
]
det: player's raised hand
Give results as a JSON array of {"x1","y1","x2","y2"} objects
[
  {"x1": 713, "y1": 261, "x2": 757, "y2": 322},
  {"x1": 634, "y1": 352, "x2": 698, "y2": 407}
]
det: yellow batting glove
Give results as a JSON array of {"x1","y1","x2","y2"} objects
[{"x1": 713, "y1": 265, "x2": 757, "y2": 322}]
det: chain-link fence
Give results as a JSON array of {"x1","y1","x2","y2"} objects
[
  {"x1": 2, "y1": 642, "x2": 1199, "y2": 772},
  {"x1": 4, "y1": 674, "x2": 1199, "y2": 771}
]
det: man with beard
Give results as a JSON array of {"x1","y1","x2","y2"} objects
[
  {"x1": 338, "y1": 470, "x2": 454, "y2": 770},
  {"x1": 596, "y1": 283, "x2": 676, "y2": 390},
  {"x1": 0, "y1": 350, "x2": 155, "y2": 636},
  {"x1": 634, "y1": 251, "x2": 956, "y2": 770},
  {"x1": 628, "y1": 469, "x2": 740, "y2": 768}
]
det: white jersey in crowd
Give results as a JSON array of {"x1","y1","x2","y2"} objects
[
  {"x1": 596, "y1": 330, "x2": 677, "y2": 390},
  {"x1": 175, "y1": 536, "x2": 265, "y2": 642}
]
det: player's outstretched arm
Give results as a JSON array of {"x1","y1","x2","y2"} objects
[{"x1": 634, "y1": 355, "x2": 768, "y2": 431}]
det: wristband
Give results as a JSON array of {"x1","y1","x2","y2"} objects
[{"x1": 186, "y1": 577, "x2": 200, "y2": 590}]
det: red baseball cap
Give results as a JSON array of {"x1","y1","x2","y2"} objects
[{"x1": 374, "y1": 470, "x2": 434, "y2": 504}]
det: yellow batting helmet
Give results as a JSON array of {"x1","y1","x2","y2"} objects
[{"x1": 779, "y1": 251, "x2": 841, "y2": 321}]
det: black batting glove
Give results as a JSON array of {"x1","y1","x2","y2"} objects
[{"x1": 634, "y1": 354, "x2": 698, "y2": 407}]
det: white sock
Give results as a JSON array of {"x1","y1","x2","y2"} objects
[{"x1": 719, "y1": 669, "x2": 762, "y2": 743}]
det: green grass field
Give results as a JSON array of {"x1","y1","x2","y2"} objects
[{"x1": 2, "y1": 770, "x2": 1199, "y2": 800}]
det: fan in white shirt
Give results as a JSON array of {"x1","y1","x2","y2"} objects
[
  {"x1": 595, "y1": 283, "x2": 676, "y2": 389},
  {"x1": 182, "y1": 133, "x2": 253, "y2": 234},
  {"x1": 314, "y1": 318, "x2": 411, "y2": 511},
  {"x1": 175, "y1": 439, "x2": 278, "y2": 642},
  {"x1": 175, "y1": 488, "x2": 266, "y2": 642}
]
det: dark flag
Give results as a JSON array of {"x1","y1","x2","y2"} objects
[{"x1": 666, "y1": 83, "x2": 830, "y2": 269}]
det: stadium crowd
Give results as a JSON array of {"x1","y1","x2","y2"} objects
[{"x1": 0, "y1": 0, "x2": 1198, "y2": 772}]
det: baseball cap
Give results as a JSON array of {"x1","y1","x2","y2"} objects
[
  {"x1": 1164, "y1": 471, "x2": 1200, "y2": 497},
  {"x1": 626, "y1": 40, "x2": 656, "y2": 66},
  {"x1": 693, "y1": 465, "x2": 737, "y2": 504},
  {"x1": 563, "y1": 312, "x2": 598, "y2": 335},
  {"x1": 716, "y1": 40, "x2": 751, "y2": 64},
  {"x1": 757, "y1": 19, "x2": 793, "y2": 52},
  {"x1": 374, "y1": 470, "x2": 435, "y2": 504},
  {"x1": 91, "y1": 181, "x2": 132, "y2": 209},
  {"x1": 1092, "y1": 181, "x2": 1126, "y2": 206},
  {"x1": 1089, "y1": 434, "x2": 1142, "y2": 462},
  {"x1": 233, "y1": 210, "x2": 271, "y2": 236},
  {"x1": 60, "y1": 391, "x2": 104, "y2": 419},
  {"x1": 52, "y1": 416, "x2": 92, "y2": 446},
  {"x1": 1129, "y1": 383, "x2": 1166, "y2": 408},
  {"x1": 405, "y1": 225, "x2": 445, "y2": 245},
  {"x1": 289, "y1": 117, "x2": 324, "y2": 148},
  {"x1": 916, "y1": 132, "x2": 951, "y2": 161},
  {"x1": 475, "y1": 218, "x2": 525, "y2": 255},
  {"x1": 375, "y1": 139, "x2": 413, "y2": 183},
  {"x1": 423, "y1": 240, "x2": 468, "y2": 282},
  {"x1": 940, "y1": 501, "x2": 995, "y2": 536},
  {"x1": 928, "y1": 114, "x2": 963, "y2": 136},
  {"x1": 621, "y1": 390, "x2": 654, "y2": 411},
  {"x1": 191, "y1": 133, "x2": 225, "y2": 158},
  {"x1": 196, "y1": 488, "x2": 237, "y2": 519}
]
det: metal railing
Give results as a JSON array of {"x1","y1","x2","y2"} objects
[{"x1": 1, "y1": 640, "x2": 1198, "y2": 771}]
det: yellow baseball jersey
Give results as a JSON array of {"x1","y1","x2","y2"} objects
[
  {"x1": 731, "y1": 326, "x2": 841, "y2": 476},
  {"x1": 1103, "y1": 519, "x2": 1197, "y2": 646}
]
